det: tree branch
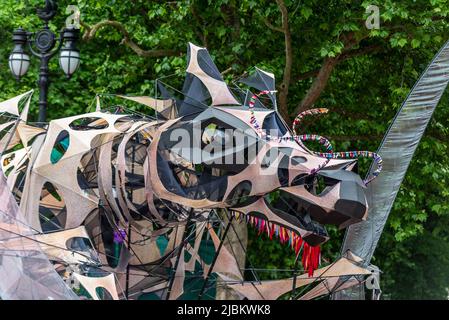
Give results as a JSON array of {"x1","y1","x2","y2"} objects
[
  {"x1": 295, "y1": 69, "x2": 320, "y2": 81},
  {"x1": 427, "y1": 129, "x2": 449, "y2": 143},
  {"x1": 293, "y1": 44, "x2": 382, "y2": 81},
  {"x1": 293, "y1": 32, "x2": 375, "y2": 117},
  {"x1": 337, "y1": 44, "x2": 381, "y2": 62},
  {"x1": 81, "y1": 20, "x2": 181, "y2": 58},
  {"x1": 275, "y1": 0, "x2": 293, "y2": 121},
  {"x1": 295, "y1": 56, "x2": 339, "y2": 116},
  {"x1": 262, "y1": 17, "x2": 284, "y2": 33},
  {"x1": 221, "y1": 67, "x2": 233, "y2": 76}
]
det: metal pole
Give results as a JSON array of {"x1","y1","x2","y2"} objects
[
  {"x1": 291, "y1": 256, "x2": 299, "y2": 300},
  {"x1": 125, "y1": 138, "x2": 136, "y2": 299},
  {"x1": 198, "y1": 215, "x2": 234, "y2": 300},
  {"x1": 165, "y1": 218, "x2": 193, "y2": 300},
  {"x1": 38, "y1": 55, "x2": 50, "y2": 124},
  {"x1": 166, "y1": 184, "x2": 202, "y2": 300}
]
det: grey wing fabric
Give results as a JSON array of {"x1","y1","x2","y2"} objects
[
  {"x1": 239, "y1": 67, "x2": 277, "y2": 107},
  {"x1": 0, "y1": 171, "x2": 78, "y2": 300},
  {"x1": 339, "y1": 40, "x2": 449, "y2": 288}
]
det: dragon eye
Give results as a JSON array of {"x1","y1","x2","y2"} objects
[
  {"x1": 202, "y1": 123, "x2": 218, "y2": 144},
  {"x1": 202, "y1": 123, "x2": 233, "y2": 145}
]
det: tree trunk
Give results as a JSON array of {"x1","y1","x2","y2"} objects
[{"x1": 295, "y1": 56, "x2": 339, "y2": 114}]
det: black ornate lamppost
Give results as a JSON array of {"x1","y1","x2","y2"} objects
[{"x1": 8, "y1": 0, "x2": 80, "y2": 124}]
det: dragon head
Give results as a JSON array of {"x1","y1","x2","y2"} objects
[{"x1": 0, "y1": 43, "x2": 380, "y2": 277}]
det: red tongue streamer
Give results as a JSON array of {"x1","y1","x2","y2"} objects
[{"x1": 243, "y1": 213, "x2": 321, "y2": 276}]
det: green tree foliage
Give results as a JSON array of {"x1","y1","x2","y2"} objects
[{"x1": 1, "y1": 0, "x2": 449, "y2": 299}]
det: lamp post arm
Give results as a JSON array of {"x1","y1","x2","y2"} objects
[
  {"x1": 27, "y1": 35, "x2": 44, "y2": 59},
  {"x1": 27, "y1": 30, "x2": 64, "y2": 59},
  {"x1": 46, "y1": 31, "x2": 65, "y2": 59}
]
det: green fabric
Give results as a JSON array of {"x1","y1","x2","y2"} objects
[
  {"x1": 198, "y1": 238, "x2": 215, "y2": 265},
  {"x1": 110, "y1": 242, "x2": 121, "y2": 268},
  {"x1": 156, "y1": 235, "x2": 169, "y2": 256},
  {"x1": 180, "y1": 272, "x2": 217, "y2": 300},
  {"x1": 137, "y1": 292, "x2": 160, "y2": 300},
  {"x1": 50, "y1": 136, "x2": 69, "y2": 164}
]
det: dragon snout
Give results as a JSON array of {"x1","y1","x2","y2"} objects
[{"x1": 280, "y1": 168, "x2": 368, "y2": 229}]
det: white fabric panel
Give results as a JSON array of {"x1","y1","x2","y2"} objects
[
  {"x1": 186, "y1": 43, "x2": 239, "y2": 106},
  {"x1": 0, "y1": 171, "x2": 78, "y2": 300},
  {"x1": 73, "y1": 273, "x2": 119, "y2": 300},
  {"x1": 0, "y1": 90, "x2": 33, "y2": 116}
]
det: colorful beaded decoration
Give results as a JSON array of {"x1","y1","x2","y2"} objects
[
  {"x1": 292, "y1": 108, "x2": 329, "y2": 136},
  {"x1": 318, "y1": 151, "x2": 383, "y2": 185},
  {"x1": 247, "y1": 91, "x2": 383, "y2": 185},
  {"x1": 291, "y1": 104, "x2": 383, "y2": 184}
]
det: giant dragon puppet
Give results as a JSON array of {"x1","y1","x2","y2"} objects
[{"x1": 0, "y1": 41, "x2": 447, "y2": 300}]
